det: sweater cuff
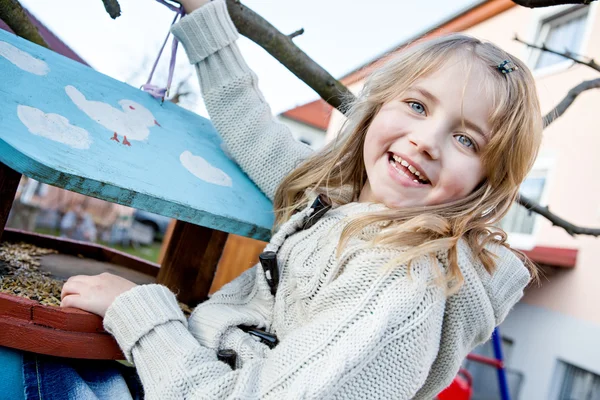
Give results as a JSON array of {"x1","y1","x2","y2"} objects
[
  {"x1": 485, "y1": 243, "x2": 531, "y2": 323},
  {"x1": 171, "y1": 0, "x2": 239, "y2": 65},
  {"x1": 103, "y1": 284, "x2": 187, "y2": 362}
]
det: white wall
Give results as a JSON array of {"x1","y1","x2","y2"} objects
[
  {"x1": 278, "y1": 116, "x2": 326, "y2": 150},
  {"x1": 500, "y1": 302, "x2": 600, "y2": 399}
]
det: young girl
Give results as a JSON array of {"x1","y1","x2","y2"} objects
[{"x1": 6, "y1": 0, "x2": 543, "y2": 398}]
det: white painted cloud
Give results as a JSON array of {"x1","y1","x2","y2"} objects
[
  {"x1": 0, "y1": 41, "x2": 49, "y2": 75},
  {"x1": 17, "y1": 105, "x2": 92, "y2": 149},
  {"x1": 180, "y1": 150, "x2": 232, "y2": 187}
]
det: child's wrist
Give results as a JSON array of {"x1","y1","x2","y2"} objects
[{"x1": 179, "y1": 0, "x2": 212, "y2": 14}]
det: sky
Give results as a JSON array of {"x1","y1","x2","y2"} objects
[{"x1": 19, "y1": 0, "x2": 479, "y2": 116}]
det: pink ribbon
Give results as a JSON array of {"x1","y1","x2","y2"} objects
[{"x1": 141, "y1": 1, "x2": 185, "y2": 102}]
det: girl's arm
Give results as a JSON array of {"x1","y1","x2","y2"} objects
[
  {"x1": 103, "y1": 252, "x2": 446, "y2": 399},
  {"x1": 172, "y1": 0, "x2": 314, "y2": 201},
  {"x1": 186, "y1": 263, "x2": 275, "y2": 352}
]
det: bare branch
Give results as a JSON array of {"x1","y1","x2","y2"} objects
[
  {"x1": 225, "y1": 0, "x2": 354, "y2": 113},
  {"x1": 0, "y1": 0, "x2": 49, "y2": 48},
  {"x1": 517, "y1": 194, "x2": 600, "y2": 236},
  {"x1": 101, "y1": 0, "x2": 121, "y2": 19},
  {"x1": 514, "y1": 35, "x2": 600, "y2": 72},
  {"x1": 543, "y1": 78, "x2": 600, "y2": 127},
  {"x1": 512, "y1": 0, "x2": 595, "y2": 8},
  {"x1": 288, "y1": 28, "x2": 304, "y2": 40}
]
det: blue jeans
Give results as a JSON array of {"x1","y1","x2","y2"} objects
[{"x1": 0, "y1": 346, "x2": 143, "y2": 400}]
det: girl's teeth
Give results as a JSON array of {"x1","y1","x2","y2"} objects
[{"x1": 392, "y1": 155, "x2": 426, "y2": 180}]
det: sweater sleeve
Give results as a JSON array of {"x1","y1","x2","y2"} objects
[
  {"x1": 186, "y1": 264, "x2": 275, "y2": 351},
  {"x1": 103, "y1": 252, "x2": 447, "y2": 400},
  {"x1": 171, "y1": 0, "x2": 314, "y2": 201}
]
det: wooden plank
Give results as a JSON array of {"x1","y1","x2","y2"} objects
[
  {"x1": 210, "y1": 234, "x2": 267, "y2": 294},
  {"x1": 158, "y1": 219, "x2": 176, "y2": 264},
  {"x1": 32, "y1": 303, "x2": 105, "y2": 333},
  {"x1": 0, "y1": 292, "x2": 35, "y2": 319},
  {"x1": 0, "y1": 316, "x2": 123, "y2": 360},
  {"x1": 0, "y1": 162, "x2": 21, "y2": 239},
  {"x1": 158, "y1": 221, "x2": 228, "y2": 305},
  {"x1": 0, "y1": 29, "x2": 273, "y2": 241}
]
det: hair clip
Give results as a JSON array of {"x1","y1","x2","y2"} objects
[{"x1": 497, "y1": 60, "x2": 517, "y2": 74}]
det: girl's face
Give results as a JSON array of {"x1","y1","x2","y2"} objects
[{"x1": 360, "y1": 58, "x2": 493, "y2": 209}]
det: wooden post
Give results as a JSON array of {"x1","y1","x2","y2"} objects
[
  {"x1": 157, "y1": 219, "x2": 176, "y2": 264},
  {"x1": 157, "y1": 220, "x2": 228, "y2": 305},
  {"x1": 209, "y1": 234, "x2": 267, "y2": 294},
  {"x1": 0, "y1": 162, "x2": 21, "y2": 240}
]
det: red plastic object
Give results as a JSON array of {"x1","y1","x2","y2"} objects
[{"x1": 437, "y1": 369, "x2": 473, "y2": 400}]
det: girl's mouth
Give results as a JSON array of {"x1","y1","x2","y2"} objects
[{"x1": 387, "y1": 152, "x2": 430, "y2": 185}]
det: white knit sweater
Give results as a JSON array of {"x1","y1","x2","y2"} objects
[{"x1": 103, "y1": 2, "x2": 531, "y2": 399}]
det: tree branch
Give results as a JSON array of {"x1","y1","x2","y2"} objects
[
  {"x1": 0, "y1": 0, "x2": 49, "y2": 48},
  {"x1": 225, "y1": 0, "x2": 354, "y2": 113},
  {"x1": 514, "y1": 35, "x2": 600, "y2": 73},
  {"x1": 512, "y1": 0, "x2": 595, "y2": 8},
  {"x1": 517, "y1": 194, "x2": 600, "y2": 236},
  {"x1": 543, "y1": 77, "x2": 600, "y2": 127},
  {"x1": 102, "y1": 0, "x2": 121, "y2": 19},
  {"x1": 288, "y1": 28, "x2": 304, "y2": 40}
]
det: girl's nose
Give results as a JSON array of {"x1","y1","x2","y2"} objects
[{"x1": 408, "y1": 129, "x2": 441, "y2": 160}]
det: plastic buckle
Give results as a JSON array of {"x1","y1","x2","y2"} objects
[
  {"x1": 302, "y1": 194, "x2": 332, "y2": 230},
  {"x1": 238, "y1": 325, "x2": 279, "y2": 349}
]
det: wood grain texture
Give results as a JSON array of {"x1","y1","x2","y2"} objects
[
  {"x1": 0, "y1": 292, "x2": 123, "y2": 359},
  {"x1": 158, "y1": 221, "x2": 228, "y2": 305},
  {"x1": 0, "y1": 162, "x2": 21, "y2": 238},
  {"x1": 0, "y1": 316, "x2": 123, "y2": 359},
  {"x1": 32, "y1": 304, "x2": 105, "y2": 333},
  {"x1": 210, "y1": 234, "x2": 267, "y2": 294},
  {"x1": 0, "y1": 29, "x2": 273, "y2": 241}
]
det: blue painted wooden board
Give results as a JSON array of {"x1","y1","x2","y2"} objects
[{"x1": 0, "y1": 30, "x2": 273, "y2": 241}]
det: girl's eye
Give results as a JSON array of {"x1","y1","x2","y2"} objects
[
  {"x1": 455, "y1": 134, "x2": 476, "y2": 150},
  {"x1": 408, "y1": 101, "x2": 426, "y2": 115}
]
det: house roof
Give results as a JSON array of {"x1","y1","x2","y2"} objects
[
  {"x1": 0, "y1": 8, "x2": 89, "y2": 66},
  {"x1": 280, "y1": 0, "x2": 516, "y2": 131},
  {"x1": 280, "y1": 99, "x2": 333, "y2": 130},
  {"x1": 522, "y1": 246, "x2": 578, "y2": 269}
]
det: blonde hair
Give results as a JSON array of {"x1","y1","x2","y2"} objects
[{"x1": 273, "y1": 34, "x2": 543, "y2": 290}]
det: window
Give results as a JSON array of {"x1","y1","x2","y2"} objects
[
  {"x1": 530, "y1": 6, "x2": 590, "y2": 70},
  {"x1": 500, "y1": 173, "x2": 547, "y2": 235},
  {"x1": 499, "y1": 154, "x2": 553, "y2": 250},
  {"x1": 554, "y1": 361, "x2": 600, "y2": 400}
]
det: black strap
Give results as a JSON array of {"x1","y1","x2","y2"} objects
[
  {"x1": 302, "y1": 194, "x2": 332, "y2": 230},
  {"x1": 238, "y1": 325, "x2": 279, "y2": 349},
  {"x1": 217, "y1": 349, "x2": 237, "y2": 369},
  {"x1": 259, "y1": 251, "x2": 279, "y2": 296}
]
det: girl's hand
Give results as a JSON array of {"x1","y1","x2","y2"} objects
[
  {"x1": 60, "y1": 273, "x2": 137, "y2": 317},
  {"x1": 175, "y1": 0, "x2": 211, "y2": 14}
]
